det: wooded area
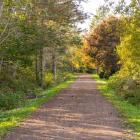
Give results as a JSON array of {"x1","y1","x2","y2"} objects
[
  {"x1": 83, "y1": 0, "x2": 140, "y2": 105},
  {"x1": 0, "y1": 0, "x2": 86, "y2": 110},
  {"x1": 0, "y1": 0, "x2": 140, "y2": 139}
]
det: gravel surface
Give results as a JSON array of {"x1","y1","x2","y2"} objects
[{"x1": 4, "y1": 74, "x2": 132, "y2": 140}]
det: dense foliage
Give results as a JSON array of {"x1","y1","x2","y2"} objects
[
  {"x1": 0, "y1": 0, "x2": 139, "y2": 138},
  {"x1": 0, "y1": 0, "x2": 139, "y2": 119},
  {"x1": 84, "y1": 0, "x2": 140, "y2": 105},
  {"x1": 109, "y1": 1, "x2": 140, "y2": 105},
  {"x1": 86, "y1": 17, "x2": 121, "y2": 78},
  {"x1": 0, "y1": 0, "x2": 86, "y2": 110}
]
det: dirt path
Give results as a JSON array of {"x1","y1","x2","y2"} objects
[{"x1": 5, "y1": 75, "x2": 131, "y2": 140}]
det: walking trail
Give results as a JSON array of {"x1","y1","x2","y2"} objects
[{"x1": 5, "y1": 75, "x2": 131, "y2": 140}]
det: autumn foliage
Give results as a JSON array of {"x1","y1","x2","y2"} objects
[{"x1": 86, "y1": 17, "x2": 121, "y2": 78}]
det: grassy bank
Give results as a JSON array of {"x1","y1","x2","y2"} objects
[
  {"x1": 0, "y1": 76, "x2": 76, "y2": 139},
  {"x1": 93, "y1": 74, "x2": 140, "y2": 140}
]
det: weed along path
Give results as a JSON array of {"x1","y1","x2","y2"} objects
[{"x1": 5, "y1": 75, "x2": 131, "y2": 140}]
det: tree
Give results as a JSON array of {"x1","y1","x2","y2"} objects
[
  {"x1": 0, "y1": 0, "x2": 39, "y2": 80},
  {"x1": 116, "y1": 0, "x2": 140, "y2": 78},
  {"x1": 36, "y1": 0, "x2": 86, "y2": 83},
  {"x1": 87, "y1": 16, "x2": 121, "y2": 78},
  {"x1": 90, "y1": 0, "x2": 115, "y2": 28},
  {"x1": 66, "y1": 34, "x2": 95, "y2": 72},
  {"x1": 0, "y1": 0, "x2": 86, "y2": 86}
]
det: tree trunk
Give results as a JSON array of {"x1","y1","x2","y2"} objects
[
  {"x1": 36, "y1": 48, "x2": 44, "y2": 87},
  {"x1": 52, "y1": 53, "x2": 57, "y2": 81},
  {"x1": 35, "y1": 50, "x2": 39, "y2": 84},
  {"x1": 0, "y1": 58, "x2": 3, "y2": 73},
  {"x1": 40, "y1": 48, "x2": 43, "y2": 87}
]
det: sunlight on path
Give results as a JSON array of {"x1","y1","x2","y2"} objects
[{"x1": 5, "y1": 75, "x2": 131, "y2": 140}]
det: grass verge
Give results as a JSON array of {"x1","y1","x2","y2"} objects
[
  {"x1": 0, "y1": 76, "x2": 76, "y2": 140},
  {"x1": 93, "y1": 74, "x2": 140, "y2": 140}
]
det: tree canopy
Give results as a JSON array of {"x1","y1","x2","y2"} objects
[{"x1": 86, "y1": 16, "x2": 121, "y2": 78}]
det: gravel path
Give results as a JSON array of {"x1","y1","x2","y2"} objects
[{"x1": 5, "y1": 74, "x2": 131, "y2": 140}]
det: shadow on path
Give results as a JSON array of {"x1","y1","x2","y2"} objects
[{"x1": 5, "y1": 75, "x2": 131, "y2": 140}]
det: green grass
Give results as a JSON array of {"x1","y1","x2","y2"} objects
[
  {"x1": 0, "y1": 76, "x2": 76, "y2": 140},
  {"x1": 93, "y1": 74, "x2": 140, "y2": 140}
]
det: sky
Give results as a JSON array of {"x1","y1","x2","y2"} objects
[
  {"x1": 79, "y1": 0, "x2": 131, "y2": 32},
  {"x1": 79, "y1": 0, "x2": 105, "y2": 31}
]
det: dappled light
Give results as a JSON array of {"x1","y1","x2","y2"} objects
[
  {"x1": 5, "y1": 75, "x2": 131, "y2": 140},
  {"x1": 0, "y1": 0, "x2": 140, "y2": 139}
]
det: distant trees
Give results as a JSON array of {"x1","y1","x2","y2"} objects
[
  {"x1": 66, "y1": 34, "x2": 95, "y2": 73},
  {"x1": 86, "y1": 17, "x2": 120, "y2": 78}
]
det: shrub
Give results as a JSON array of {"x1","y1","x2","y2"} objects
[
  {"x1": 99, "y1": 71, "x2": 105, "y2": 79},
  {"x1": 108, "y1": 75, "x2": 140, "y2": 105},
  {"x1": 57, "y1": 72, "x2": 74, "y2": 82},
  {"x1": 0, "y1": 92, "x2": 24, "y2": 110},
  {"x1": 44, "y1": 72, "x2": 54, "y2": 87}
]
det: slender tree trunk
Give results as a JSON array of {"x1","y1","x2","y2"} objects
[
  {"x1": 35, "y1": 50, "x2": 39, "y2": 84},
  {"x1": 0, "y1": 58, "x2": 3, "y2": 73},
  {"x1": 39, "y1": 48, "x2": 43, "y2": 87},
  {"x1": 35, "y1": 48, "x2": 43, "y2": 87},
  {"x1": 52, "y1": 53, "x2": 57, "y2": 81}
]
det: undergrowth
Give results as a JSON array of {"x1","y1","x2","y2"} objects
[
  {"x1": 0, "y1": 74, "x2": 76, "y2": 139},
  {"x1": 93, "y1": 74, "x2": 140, "y2": 140}
]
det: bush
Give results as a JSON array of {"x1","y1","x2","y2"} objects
[
  {"x1": 44, "y1": 72, "x2": 54, "y2": 87},
  {"x1": 0, "y1": 67, "x2": 41, "y2": 110},
  {"x1": 0, "y1": 92, "x2": 24, "y2": 110},
  {"x1": 99, "y1": 71, "x2": 105, "y2": 79},
  {"x1": 97, "y1": 67, "x2": 110, "y2": 79},
  {"x1": 57, "y1": 72, "x2": 75, "y2": 82},
  {"x1": 108, "y1": 76, "x2": 140, "y2": 105}
]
